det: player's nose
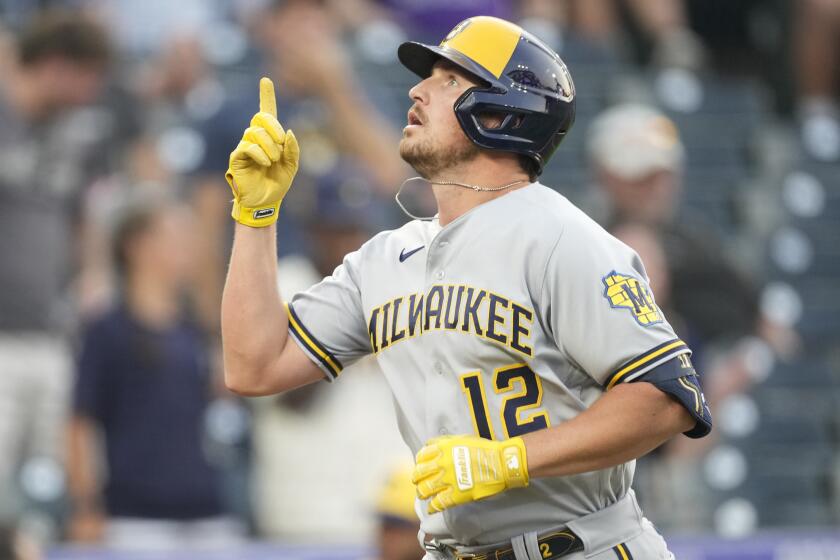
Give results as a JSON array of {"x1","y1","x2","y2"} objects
[{"x1": 408, "y1": 79, "x2": 429, "y2": 106}]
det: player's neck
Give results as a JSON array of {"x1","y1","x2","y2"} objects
[{"x1": 430, "y1": 157, "x2": 530, "y2": 226}]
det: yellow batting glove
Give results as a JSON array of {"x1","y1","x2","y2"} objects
[
  {"x1": 412, "y1": 435, "x2": 529, "y2": 514},
  {"x1": 225, "y1": 77, "x2": 300, "y2": 227}
]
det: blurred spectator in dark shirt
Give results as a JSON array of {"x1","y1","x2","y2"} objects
[
  {"x1": 66, "y1": 200, "x2": 244, "y2": 549},
  {"x1": 587, "y1": 103, "x2": 761, "y2": 351},
  {"x1": 586, "y1": 103, "x2": 793, "y2": 529},
  {"x1": 0, "y1": 10, "x2": 111, "y2": 527}
]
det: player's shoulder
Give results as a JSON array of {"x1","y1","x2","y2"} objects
[
  {"x1": 520, "y1": 183, "x2": 636, "y2": 259},
  {"x1": 504, "y1": 182, "x2": 613, "y2": 238}
]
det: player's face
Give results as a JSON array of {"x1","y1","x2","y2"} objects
[{"x1": 399, "y1": 61, "x2": 480, "y2": 178}]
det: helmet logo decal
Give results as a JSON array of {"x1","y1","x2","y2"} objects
[
  {"x1": 441, "y1": 19, "x2": 472, "y2": 46},
  {"x1": 506, "y1": 62, "x2": 574, "y2": 101}
]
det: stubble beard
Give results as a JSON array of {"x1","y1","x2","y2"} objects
[{"x1": 399, "y1": 132, "x2": 480, "y2": 179}]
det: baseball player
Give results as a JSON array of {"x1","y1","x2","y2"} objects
[{"x1": 221, "y1": 16, "x2": 712, "y2": 560}]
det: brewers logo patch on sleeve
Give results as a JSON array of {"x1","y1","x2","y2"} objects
[{"x1": 601, "y1": 271, "x2": 662, "y2": 326}]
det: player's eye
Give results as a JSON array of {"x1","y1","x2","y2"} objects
[{"x1": 447, "y1": 77, "x2": 458, "y2": 87}]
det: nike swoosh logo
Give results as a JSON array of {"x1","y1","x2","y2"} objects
[{"x1": 399, "y1": 245, "x2": 424, "y2": 262}]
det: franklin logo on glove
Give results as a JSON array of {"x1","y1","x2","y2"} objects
[
  {"x1": 454, "y1": 446, "x2": 473, "y2": 490},
  {"x1": 253, "y1": 208, "x2": 276, "y2": 220}
]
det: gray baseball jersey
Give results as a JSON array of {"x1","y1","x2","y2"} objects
[{"x1": 286, "y1": 182, "x2": 709, "y2": 545}]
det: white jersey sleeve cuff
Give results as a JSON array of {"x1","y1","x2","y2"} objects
[{"x1": 285, "y1": 303, "x2": 343, "y2": 380}]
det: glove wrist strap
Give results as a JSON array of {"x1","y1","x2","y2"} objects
[
  {"x1": 231, "y1": 199, "x2": 281, "y2": 228},
  {"x1": 502, "y1": 437, "x2": 529, "y2": 489}
]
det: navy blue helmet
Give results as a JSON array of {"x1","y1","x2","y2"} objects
[{"x1": 398, "y1": 16, "x2": 576, "y2": 175}]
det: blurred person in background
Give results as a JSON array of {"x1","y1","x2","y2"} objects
[
  {"x1": 192, "y1": 0, "x2": 409, "y2": 192},
  {"x1": 125, "y1": 32, "x2": 231, "y2": 331},
  {"x1": 587, "y1": 104, "x2": 763, "y2": 354},
  {"x1": 795, "y1": 0, "x2": 840, "y2": 161},
  {"x1": 189, "y1": 0, "x2": 407, "y2": 337},
  {"x1": 586, "y1": 103, "x2": 790, "y2": 529},
  {"x1": 250, "y1": 0, "x2": 407, "y2": 190},
  {"x1": 252, "y1": 163, "x2": 409, "y2": 542},
  {"x1": 66, "y1": 200, "x2": 245, "y2": 549},
  {"x1": 603, "y1": 221, "x2": 713, "y2": 528},
  {"x1": 372, "y1": 464, "x2": 423, "y2": 560},
  {"x1": 86, "y1": 0, "x2": 219, "y2": 58},
  {"x1": 591, "y1": 0, "x2": 783, "y2": 72},
  {"x1": 275, "y1": 160, "x2": 391, "y2": 291},
  {"x1": 601, "y1": 0, "x2": 706, "y2": 69},
  {"x1": 558, "y1": 0, "x2": 793, "y2": 117},
  {"x1": 0, "y1": 10, "x2": 111, "y2": 526}
]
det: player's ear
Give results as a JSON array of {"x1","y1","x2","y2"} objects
[{"x1": 477, "y1": 111, "x2": 523, "y2": 130}]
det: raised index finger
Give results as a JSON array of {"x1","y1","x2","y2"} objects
[{"x1": 259, "y1": 77, "x2": 277, "y2": 117}]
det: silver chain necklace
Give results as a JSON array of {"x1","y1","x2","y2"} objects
[
  {"x1": 395, "y1": 177, "x2": 531, "y2": 221},
  {"x1": 429, "y1": 178, "x2": 528, "y2": 192}
]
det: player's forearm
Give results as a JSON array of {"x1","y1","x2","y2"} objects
[
  {"x1": 522, "y1": 382, "x2": 694, "y2": 478},
  {"x1": 221, "y1": 222, "x2": 288, "y2": 393}
]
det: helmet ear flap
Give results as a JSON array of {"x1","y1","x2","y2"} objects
[
  {"x1": 452, "y1": 85, "x2": 574, "y2": 177},
  {"x1": 454, "y1": 89, "x2": 544, "y2": 150}
]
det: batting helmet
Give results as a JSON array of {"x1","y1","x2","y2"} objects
[{"x1": 398, "y1": 16, "x2": 576, "y2": 176}]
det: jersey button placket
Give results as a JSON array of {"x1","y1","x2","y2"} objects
[
  {"x1": 433, "y1": 238, "x2": 447, "y2": 280},
  {"x1": 425, "y1": 235, "x2": 452, "y2": 439}
]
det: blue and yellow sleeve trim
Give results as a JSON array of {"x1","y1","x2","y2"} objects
[
  {"x1": 285, "y1": 303, "x2": 343, "y2": 379},
  {"x1": 605, "y1": 339, "x2": 690, "y2": 390},
  {"x1": 612, "y1": 543, "x2": 634, "y2": 559}
]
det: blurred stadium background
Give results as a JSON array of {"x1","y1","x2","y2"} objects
[{"x1": 0, "y1": 0, "x2": 838, "y2": 559}]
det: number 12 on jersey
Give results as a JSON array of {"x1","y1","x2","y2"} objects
[{"x1": 460, "y1": 364, "x2": 550, "y2": 440}]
